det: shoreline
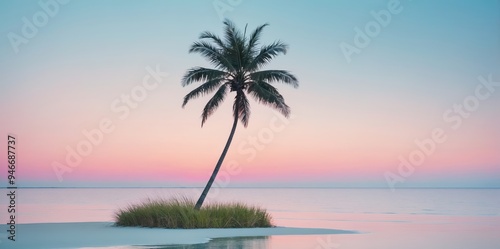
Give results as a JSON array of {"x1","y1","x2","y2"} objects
[{"x1": 0, "y1": 222, "x2": 357, "y2": 249}]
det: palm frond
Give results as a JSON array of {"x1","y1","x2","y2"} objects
[
  {"x1": 246, "y1": 23, "x2": 268, "y2": 56},
  {"x1": 199, "y1": 31, "x2": 226, "y2": 50},
  {"x1": 247, "y1": 81, "x2": 290, "y2": 117},
  {"x1": 189, "y1": 41, "x2": 235, "y2": 72},
  {"x1": 233, "y1": 92, "x2": 251, "y2": 127},
  {"x1": 182, "y1": 78, "x2": 225, "y2": 107},
  {"x1": 182, "y1": 67, "x2": 226, "y2": 87},
  {"x1": 223, "y1": 19, "x2": 247, "y2": 70},
  {"x1": 248, "y1": 41, "x2": 288, "y2": 71},
  {"x1": 201, "y1": 84, "x2": 228, "y2": 126},
  {"x1": 222, "y1": 19, "x2": 241, "y2": 48},
  {"x1": 249, "y1": 70, "x2": 298, "y2": 88}
]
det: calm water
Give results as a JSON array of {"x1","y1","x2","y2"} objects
[{"x1": 1, "y1": 188, "x2": 499, "y2": 248}]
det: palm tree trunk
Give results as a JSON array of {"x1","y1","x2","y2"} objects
[{"x1": 194, "y1": 113, "x2": 239, "y2": 210}]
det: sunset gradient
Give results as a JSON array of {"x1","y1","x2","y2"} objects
[{"x1": 0, "y1": 0, "x2": 499, "y2": 188}]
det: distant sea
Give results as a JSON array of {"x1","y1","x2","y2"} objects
[{"x1": 1, "y1": 188, "x2": 499, "y2": 248}]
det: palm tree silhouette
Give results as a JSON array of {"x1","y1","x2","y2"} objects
[{"x1": 182, "y1": 20, "x2": 298, "y2": 210}]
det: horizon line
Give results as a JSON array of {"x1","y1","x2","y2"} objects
[{"x1": 1, "y1": 186, "x2": 499, "y2": 189}]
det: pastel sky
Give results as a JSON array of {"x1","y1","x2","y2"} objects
[{"x1": 0, "y1": 0, "x2": 499, "y2": 188}]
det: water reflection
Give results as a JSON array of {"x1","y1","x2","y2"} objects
[
  {"x1": 87, "y1": 236, "x2": 270, "y2": 249},
  {"x1": 150, "y1": 236, "x2": 268, "y2": 249}
]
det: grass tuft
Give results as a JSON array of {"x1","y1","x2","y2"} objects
[{"x1": 114, "y1": 197, "x2": 273, "y2": 228}]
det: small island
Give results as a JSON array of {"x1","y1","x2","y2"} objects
[{"x1": 115, "y1": 197, "x2": 273, "y2": 229}]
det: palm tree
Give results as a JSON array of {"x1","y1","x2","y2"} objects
[{"x1": 182, "y1": 20, "x2": 298, "y2": 210}]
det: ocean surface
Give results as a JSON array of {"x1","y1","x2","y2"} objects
[{"x1": 1, "y1": 188, "x2": 499, "y2": 248}]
